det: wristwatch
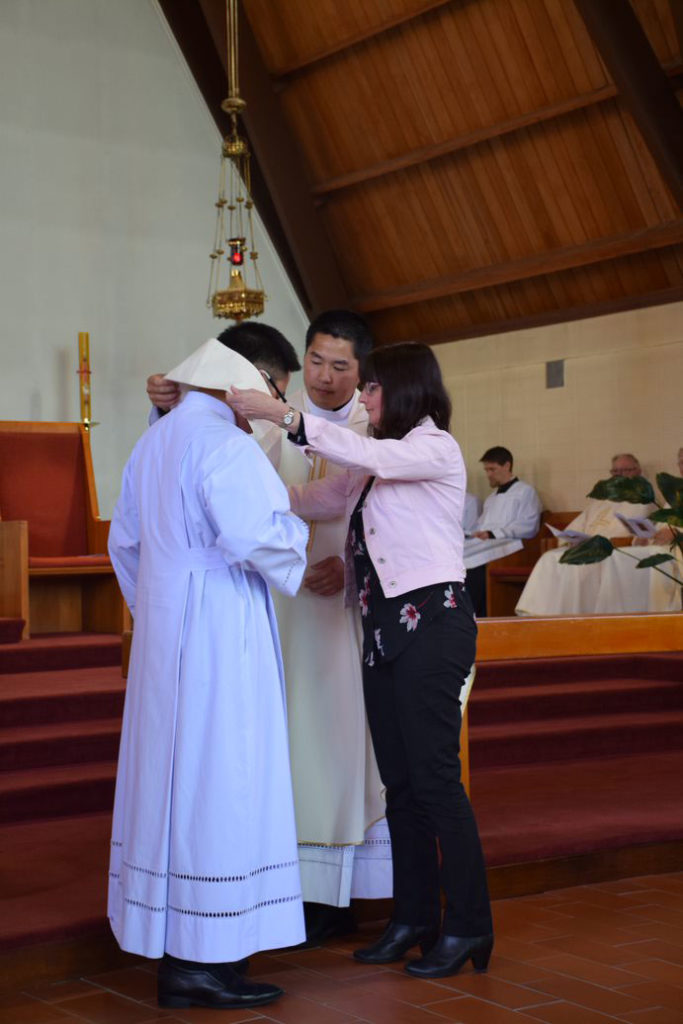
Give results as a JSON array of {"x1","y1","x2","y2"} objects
[{"x1": 282, "y1": 407, "x2": 296, "y2": 428}]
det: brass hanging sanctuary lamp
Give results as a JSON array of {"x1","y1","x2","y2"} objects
[{"x1": 207, "y1": 0, "x2": 266, "y2": 320}]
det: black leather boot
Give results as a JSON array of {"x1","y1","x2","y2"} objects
[
  {"x1": 157, "y1": 956, "x2": 283, "y2": 1009},
  {"x1": 405, "y1": 932, "x2": 494, "y2": 978},
  {"x1": 353, "y1": 921, "x2": 440, "y2": 964}
]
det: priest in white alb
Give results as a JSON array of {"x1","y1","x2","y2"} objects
[
  {"x1": 515, "y1": 454, "x2": 676, "y2": 616},
  {"x1": 271, "y1": 311, "x2": 391, "y2": 943},
  {"x1": 107, "y1": 340, "x2": 308, "y2": 1011},
  {"x1": 143, "y1": 312, "x2": 392, "y2": 945}
]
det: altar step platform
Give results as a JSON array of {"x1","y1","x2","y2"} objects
[{"x1": 1, "y1": 619, "x2": 683, "y2": 989}]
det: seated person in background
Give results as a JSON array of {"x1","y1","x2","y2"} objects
[
  {"x1": 515, "y1": 454, "x2": 667, "y2": 617},
  {"x1": 633, "y1": 447, "x2": 683, "y2": 547},
  {"x1": 463, "y1": 492, "x2": 482, "y2": 536},
  {"x1": 557, "y1": 453, "x2": 653, "y2": 541},
  {"x1": 609, "y1": 452, "x2": 643, "y2": 478},
  {"x1": 464, "y1": 446, "x2": 542, "y2": 616}
]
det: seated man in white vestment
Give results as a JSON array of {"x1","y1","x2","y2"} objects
[
  {"x1": 147, "y1": 312, "x2": 391, "y2": 946},
  {"x1": 464, "y1": 446, "x2": 542, "y2": 616},
  {"x1": 109, "y1": 341, "x2": 309, "y2": 1011},
  {"x1": 515, "y1": 453, "x2": 674, "y2": 617}
]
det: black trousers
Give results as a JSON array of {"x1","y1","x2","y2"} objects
[
  {"x1": 465, "y1": 563, "x2": 488, "y2": 618},
  {"x1": 362, "y1": 592, "x2": 492, "y2": 936}
]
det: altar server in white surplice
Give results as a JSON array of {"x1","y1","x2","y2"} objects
[
  {"x1": 464, "y1": 446, "x2": 542, "y2": 616},
  {"x1": 108, "y1": 341, "x2": 308, "y2": 1012}
]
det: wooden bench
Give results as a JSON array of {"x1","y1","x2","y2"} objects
[{"x1": 0, "y1": 421, "x2": 129, "y2": 638}]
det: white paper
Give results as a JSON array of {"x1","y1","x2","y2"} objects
[
  {"x1": 545, "y1": 523, "x2": 590, "y2": 543},
  {"x1": 614, "y1": 511, "x2": 657, "y2": 538}
]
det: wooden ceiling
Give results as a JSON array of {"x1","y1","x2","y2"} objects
[{"x1": 159, "y1": 0, "x2": 683, "y2": 345}]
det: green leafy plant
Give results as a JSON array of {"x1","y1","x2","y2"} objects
[
  {"x1": 559, "y1": 473, "x2": 683, "y2": 597},
  {"x1": 560, "y1": 535, "x2": 614, "y2": 565},
  {"x1": 587, "y1": 476, "x2": 656, "y2": 504}
]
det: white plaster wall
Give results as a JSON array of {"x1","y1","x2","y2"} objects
[
  {"x1": 437, "y1": 301, "x2": 683, "y2": 512},
  {"x1": 0, "y1": 0, "x2": 308, "y2": 515}
]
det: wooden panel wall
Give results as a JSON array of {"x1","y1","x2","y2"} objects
[{"x1": 235, "y1": 0, "x2": 683, "y2": 341}]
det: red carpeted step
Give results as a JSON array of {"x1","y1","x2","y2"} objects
[
  {"x1": 0, "y1": 762, "x2": 116, "y2": 824},
  {"x1": 469, "y1": 708, "x2": 683, "y2": 768},
  {"x1": 469, "y1": 676, "x2": 683, "y2": 725},
  {"x1": 0, "y1": 718, "x2": 122, "y2": 771},
  {"x1": 0, "y1": 812, "x2": 112, "y2": 951},
  {"x1": 634, "y1": 651, "x2": 683, "y2": 680},
  {"x1": 0, "y1": 633, "x2": 122, "y2": 674},
  {"x1": 0, "y1": 666, "x2": 125, "y2": 727},
  {"x1": 0, "y1": 618, "x2": 24, "y2": 644},
  {"x1": 472, "y1": 749, "x2": 683, "y2": 866},
  {"x1": 474, "y1": 652, "x2": 683, "y2": 689}
]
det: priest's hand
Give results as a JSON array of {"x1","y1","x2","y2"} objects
[
  {"x1": 304, "y1": 556, "x2": 345, "y2": 596},
  {"x1": 472, "y1": 530, "x2": 494, "y2": 540},
  {"x1": 147, "y1": 373, "x2": 180, "y2": 411}
]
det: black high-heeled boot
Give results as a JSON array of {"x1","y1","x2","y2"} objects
[
  {"x1": 405, "y1": 932, "x2": 494, "y2": 978},
  {"x1": 353, "y1": 921, "x2": 440, "y2": 964}
]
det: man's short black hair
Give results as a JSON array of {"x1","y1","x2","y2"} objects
[
  {"x1": 305, "y1": 309, "x2": 374, "y2": 366},
  {"x1": 480, "y1": 446, "x2": 513, "y2": 469},
  {"x1": 216, "y1": 321, "x2": 300, "y2": 378}
]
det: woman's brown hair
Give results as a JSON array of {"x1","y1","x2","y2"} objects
[{"x1": 362, "y1": 342, "x2": 451, "y2": 440}]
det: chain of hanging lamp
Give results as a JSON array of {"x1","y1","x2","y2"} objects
[{"x1": 207, "y1": 0, "x2": 266, "y2": 320}]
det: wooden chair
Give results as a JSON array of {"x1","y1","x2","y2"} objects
[
  {"x1": 485, "y1": 511, "x2": 580, "y2": 616},
  {"x1": 0, "y1": 421, "x2": 129, "y2": 638}
]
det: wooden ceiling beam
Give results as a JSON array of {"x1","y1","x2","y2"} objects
[
  {"x1": 573, "y1": 0, "x2": 683, "y2": 208},
  {"x1": 312, "y1": 61, "x2": 683, "y2": 198},
  {"x1": 234, "y1": 9, "x2": 350, "y2": 313},
  {"x1": 674, "y1": 1, "x2": 683, "y2": 56},
  {"x1": 262, "y1": 0, "x2": 455, "y2": 79},
  {"x1": 352, "y1": 220, "x2": 683, "y2": 313},
  {"x1": 387, "y1": 285, "x2": 683, "y2": 348},
  {"x1": 313, "y1": 84, "x2": 618, "y2": 198}
]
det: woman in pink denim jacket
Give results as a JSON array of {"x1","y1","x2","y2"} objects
[{"x1": 228, "y1": 342, "x2": 493, "y2": 979}]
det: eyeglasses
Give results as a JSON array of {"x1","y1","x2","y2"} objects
[
  {"x1": 361, "y1": 381, "x2": 381, "y2": 395},
  {"x1": 260, "y1": 370, "x2": 287, "y2": 403}
]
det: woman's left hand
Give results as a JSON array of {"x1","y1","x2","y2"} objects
[{"x1": 227, "y1": 387, "x2": 283, "y2": 423}]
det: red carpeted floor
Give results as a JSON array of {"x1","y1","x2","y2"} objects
[{"x1": 1, "y1": 636, "x2": 682, "y2": 955}]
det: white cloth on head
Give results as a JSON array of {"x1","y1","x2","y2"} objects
[
  {"x1": 107, "y1": 391, "x2": 308, "y2": 960},
  {"x1": 164, "y1": 337, "x2": 273, "y2": 446},
  {"x1": 273, "y1": 388, "x2": 391, "y2": 907},
  {"x1": 464, "y1": 480, "x2": 542, "y2": 569}
]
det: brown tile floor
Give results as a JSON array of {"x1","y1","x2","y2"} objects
[{"x1": 2, "y1": 873, "x2": 682, "y2": 1024}]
